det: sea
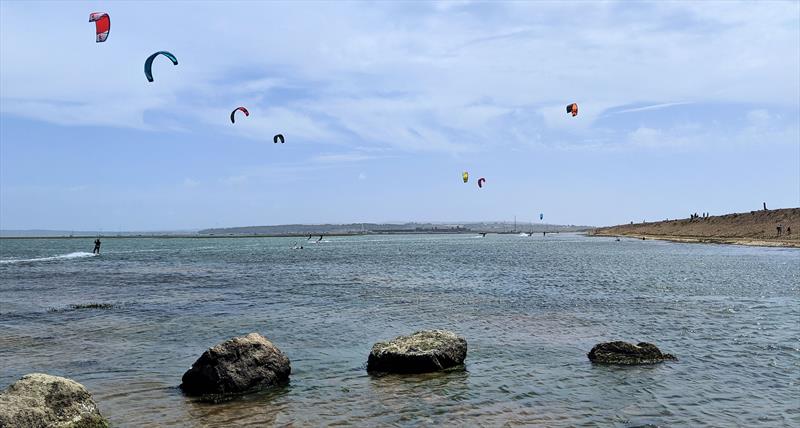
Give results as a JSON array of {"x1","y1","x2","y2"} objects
[{"x1": 1, "y1": 234, "x2": 798, "y2": 427}]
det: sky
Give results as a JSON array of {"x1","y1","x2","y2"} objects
[{"x1": 1, "y1": 1, "x2": 798, "y2": 230}]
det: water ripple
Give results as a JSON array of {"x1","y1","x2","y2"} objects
[{"x1": 1, "y1": 234, "x2": 798, "y2": 426}]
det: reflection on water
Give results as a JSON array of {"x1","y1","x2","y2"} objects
[{"x1": 1, "y1": 234, "x2": 798, "y2": 426}]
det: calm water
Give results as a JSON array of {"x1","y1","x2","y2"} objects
[{"x1": 1, "y1": 234, "x2": 798, "y2": 427}]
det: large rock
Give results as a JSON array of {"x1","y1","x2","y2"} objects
[
  {"x1": 588, "y1": 341, "x2": 677, "y2": 365},
  {"x1": 181, "y1": 332, "x2": 291, "y2": 396},
  {"x1": 0, "y1": 373, "x2": 108, "y2": 428},
  {"x1": 367, "y1": 330, "x2": 467, "y2": 374}
]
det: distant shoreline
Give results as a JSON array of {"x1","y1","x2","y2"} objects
[
  {"x1": 0, "y1": 232, "x2": 454, "y2": 240},
  {"x1": 591, "y1": 232, "x2": 800, "y2": 248},
  {"x1": 590, "y1": 208, "x2": 800, "y2": 248},
  {"x1": 0, "y1": 230, "x2": 578, "y2": 240}
]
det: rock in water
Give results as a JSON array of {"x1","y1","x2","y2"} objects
[
  {"x1": 588, "y1": 341, "x2": 677, "y2": 365},
  {"x1": 367, "y1": 330, "x2": 467, "y2": 374},
  {"x1": 181, "y1": 332, "x2": 291, "y2": 396},
  {"x1": 0, "y1": 373, "x2": 108, "y2": 428}
]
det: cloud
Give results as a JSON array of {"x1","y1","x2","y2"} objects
[
  {"x1": 628, "y1": 126, "x2": 667, "y2": 148},
  {"x1": 312, "y1": 152, "x2": 376, "y2": 163},
  {"x1": 746, "y1": 109, "x2": 771, "y2": 126},
  {"x1": 1, "y1": 1, "x2": 798, "y2": 156},
  {"x1": 220, "y1": 175, "x2": 248, "y2": 185},
  {"x1": 608, "y1": 102, "x2": 694, "y2": 115}
]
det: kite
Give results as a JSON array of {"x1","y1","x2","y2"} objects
[
  {"x1": 144, "y1": 51, "x2": 178, "y2": 82},
  {"x1": 566, "y1": 103, "x2": 578, "y2": 117},
  {"x1": 230, "y1": 107, "x2": 249, "y2": 124},
  {"x1": 89, "y1": 12, "x2": 110, "y2": 43}
]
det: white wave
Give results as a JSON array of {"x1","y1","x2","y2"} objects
[{"x1": 0, "y1": 251, "x2": 97, "y2": 265}]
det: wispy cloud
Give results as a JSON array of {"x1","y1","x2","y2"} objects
[
  {"x1": 607, "y1": 102, "x2": 694, "y2": 115},
  {"x1": 311, "y1": 152, "x2": 377, "y2": 163},
  {"x1": 2, "y1": 1, "x2": 797, "y2": 154},
  {"x1": 1, "y1": 1, "x2": 798, "y2": 229},
  {"x1": 220, "y1": 175, "x2": 248, "y2": 186}
]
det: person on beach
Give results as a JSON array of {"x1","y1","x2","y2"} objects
[
  {"x1": 787, "y1": 227, "x2": 792, "y2": 235},
  {"x1": 92, "y1": 238, "x2": 101, "y2": 254},
  {"x1": 776, "y1": 225, "x2": 782, "y2": 237}
]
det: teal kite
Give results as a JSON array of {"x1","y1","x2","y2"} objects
[{"x1": 144, "y1": 51, "x2": 178, "y2": 82}]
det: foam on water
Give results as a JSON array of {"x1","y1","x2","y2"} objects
[{"x1": 0, "y1": 251, "x2": 97, "y2": 264}]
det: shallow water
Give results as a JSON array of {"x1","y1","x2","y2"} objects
[{"x1": 1, "y1": 234, "x2": 798, "y2": 427}]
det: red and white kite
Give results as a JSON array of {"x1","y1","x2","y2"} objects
[{"x1": 89, "y1": 12, "x2": 110, "y2": 43}]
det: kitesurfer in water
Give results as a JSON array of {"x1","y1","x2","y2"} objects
[
  {"x1": 92, "y1": 238, "x2": 101, "y2": 254},
  {"x1": 317, "y1": 235, "x2": 323, "y2": 242}
]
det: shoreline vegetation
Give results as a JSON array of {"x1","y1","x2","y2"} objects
[{"x1": 591, "y1": 208, "x2": 800, "y2": 248}]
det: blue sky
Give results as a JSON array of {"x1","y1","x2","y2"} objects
[{"x1": 1, "y1": 1, "x2": 798, "y2": 230}]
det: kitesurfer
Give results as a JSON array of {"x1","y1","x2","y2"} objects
[
  {"x1": 317, "y1": 235, "x2": 323, "y2": 242},
  {"x1": 92, "y1": 238, "x2": 101, "y2": 254}
]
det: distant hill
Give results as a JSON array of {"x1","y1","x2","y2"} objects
[
  {"x1": 0, "y1": 222, "x2": 593, "y2": 238},
  {"x1": 591, "y1": 208, "x2": 800, "y2": 247},
  {"x1": 198, "y1": 222, "x2": 592, "y2": 236}
]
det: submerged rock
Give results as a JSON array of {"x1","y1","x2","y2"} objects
[
  {"x1": 0, "y1": 373, "x2": 108, "y2": 428},
  {"x1": 588, "y1": 341, "x2": 677, "y2": 365},
  {"x1": 181, "y1": 332, "x2": 291, "y2": 397},
  {"x1": 367, "y1": 330, "x2": 467, "y2": 374}
]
